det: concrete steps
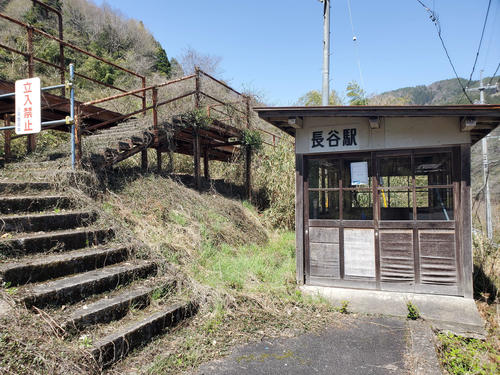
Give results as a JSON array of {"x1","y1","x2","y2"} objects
[
  {"x1": 0, "y1": 155, "x2": 197, "y2": 370},
  {"x1": 0, "y1": 227, "x2": 114, "y2": 257},
  {"x1": 0, "y1": 195, "x2": 73, "y2": 214},
  {"x1": 0, "y1": 181, "x2": 53, "y2": 194},
  {"x1": 0, "y1": 210, "x2": 97, "y2": 233},
  {"x1": 91, "y1": 301, "x2": 196, "y2": 368},
  {"x1": 0, "y1": 245, "x2": 129, "y2": 285},
  {"x1": 19, "y1": 260, "x2": 157, "y2": 308},
  {"x1": 61, "y1": 279, "x2": 176, "y2": 334}
]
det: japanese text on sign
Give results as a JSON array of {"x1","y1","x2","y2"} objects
[
  {"x1": 15, "y1": 77, "x2": 41, "y2": 135},
  {"x1": 309, "y1": 126, "x2": 360, "y2": 152}
]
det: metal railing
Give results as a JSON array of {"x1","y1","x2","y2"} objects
[
  {"x1": 0, "y1": 64, "x2": 77, "y2": 168},
  {"x1": 0, "y1": 8, "x2": 283, "y2": 166},
  {"x1": 0, "y1": 12, "x2": 147, "y2": 108}
]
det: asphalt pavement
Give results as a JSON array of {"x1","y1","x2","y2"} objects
[{"x1": 196, "y1": 316, "x2": 413, "y2": 375}]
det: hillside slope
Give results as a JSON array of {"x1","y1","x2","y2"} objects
[{"x1": 372, "y1": 77, "x2": 500, "y2": 105}]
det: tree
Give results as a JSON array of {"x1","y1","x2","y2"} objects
[
  {"x1": 368, "y1": 93, "x2": 411, "y2": 106},
  {"x1": 296, "y1": 90, "x2": 343, "y2": 106},
  {"x1": 346, "y1": 81, "x2": 368, "y2": 105},
  {"x1": 179, "y1": 47, "x2": 222, "y2": 77},
  {"x1": 153, "y1": 44, "x2": 171, "y2": 77}
]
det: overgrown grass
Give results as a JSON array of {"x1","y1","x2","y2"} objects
[
  {"x1": 100, "y1": 173, "x2": 347, "y2": 375},
  {"x1": 437, "y1": 333, "x2": 499, "y2": 375},
  {"x1": 193, "y1": 231, "x2": 295, "y2": 293}
]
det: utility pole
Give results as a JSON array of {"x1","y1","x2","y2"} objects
[
  {"x1": 320, "y1": 0, "x2": 331, "y2": 106},
  {"x1": 466, "y1": 70, "x2": 498, "y2": 239}
]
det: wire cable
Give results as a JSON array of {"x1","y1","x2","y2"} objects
[
  {"x1": 466, "y1": 0, "x2": 492, "y2": 89},
  {"x1": 415, "y1": 0, "x2": 473, "y2": 104},
  {"x1": 488, "y1": 61, "x2": 500, "y2": 85},
  {"x1": 347, "y1": 0, "x2": 365, "y2": 88},
  {"x1": 481, "y1": 0, "x2": 498, "y2": 72}
]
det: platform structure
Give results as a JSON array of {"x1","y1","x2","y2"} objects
[{"x1": 0, "y1": 8, "x2": 270, "y2": 195}]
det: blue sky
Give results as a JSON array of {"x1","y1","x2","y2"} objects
[{"x1": 93, "y1": 0, "x2": 500, "y2": 105}]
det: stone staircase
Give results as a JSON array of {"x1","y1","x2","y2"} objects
[{"x1": 0, "y1": 163, "x2": 197, "y2": 369}]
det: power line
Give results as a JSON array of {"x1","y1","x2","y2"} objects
[
  {"x1": 466, "y1": 0, "x2": 492, "y2": 89},
  {"x1": 347, "y1": 0, "x2": 364, "y2": 88},
  {"x1": 415, "y1": 0, "x2": 473, "y2": 103},
  {"x1": 481, "y1": 0, "x2": 498, "y2": 71},
  {"x1": 488, "y1": 61, "x2": 500, "y2": 85}
]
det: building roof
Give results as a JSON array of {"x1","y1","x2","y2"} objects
[{"x1": 254, "y1": 105, "x2": 500, "y2": 144}]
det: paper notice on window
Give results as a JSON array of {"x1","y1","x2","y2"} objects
[{"x1": 350, "y1": 161, "x2": 369, "y2": 185}]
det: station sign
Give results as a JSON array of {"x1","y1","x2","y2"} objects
[
  {"x1": 308, "y1": 124, "x2": 364, "y2": 152},
  {"x1": 15, "y1": 77, "x2": 41, "y2": 135}
]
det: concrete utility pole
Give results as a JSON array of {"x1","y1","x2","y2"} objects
[
  {"x1": 320, "y1": 0, "x2": 331, "y2": 106},
  {"x1": 466, "y1": 70, "x2": 498, "y2": 239}
]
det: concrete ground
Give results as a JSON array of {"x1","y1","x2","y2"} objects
[
  {"x1": 195, "y1": 285, "x2": 486, "y2": 375},
  {"x1": 196, "y1": 316, "x2": 441, "y2": 375},
  {"x1": 301, "y1": 285, "x2": 486, "y2": 339}
]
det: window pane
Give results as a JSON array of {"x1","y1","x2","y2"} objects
[
  {"x1": 308, "y1": 159, "x2": 340, "y2": 189},
  {"x1": 343, "y1": 157, "x2": 372, "y2": 188},
  {"x1": 380, "y1": 189, "x2": 413, "y2": 220},
  {"x1": 378, "y1": 156, "x2": 411, "y2": 187},
  {"x1": 415, "y1": 153, "x2": 452, "y2": 186},
  {"x1": 309, "y1": 191, "x2": 339, "y2": 219},
  {"x1": 416, "y1": 188, "x2": 454, "y2": 220},
  {"x1": 343, "y1": 191, "x2": 373, "y2": 220}
]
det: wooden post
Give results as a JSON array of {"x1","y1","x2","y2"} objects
[
  {"x1": 141, "y1": 77, "x2": 147, "y2": 117},
  {"x1": 152, "y1": 87, "x2": 158, "y2": 146},
  {"x1": 194, "y1": 66, "x2": 201, "y2": 108},
  {"x1": 295, "y1": 154, "x2": 305, "y2": 284},
  {"x1": 460, "y1": 144, "x2": 473, "y2": 298},
  {"x1": 203, "y1": 147, "x2": 210, "y2": 179},
  {"x1": 157, "y1": 148, "x2": 162, "y2": 172},
  {"x1": 26, "y1": 26, "x2": 36, "y2": 153},
  {"x1": 3, "y1": 115, "x2": 11, "y2": 161},
  {"x1": 244, "y1": 95, "x2": 252, "y2": 201},
  {"x1": 141, "y1": 149, "x2": 148, "y2": 171},
  {"x1": 245, "y1": 146, "x2": 252, "y2": 201},
  {"x1": 193, "y1": 128, "x2": 201, "y2": 190},
  {"x1": 194, "y1": 67, "x2": 201, "y2": 190}
]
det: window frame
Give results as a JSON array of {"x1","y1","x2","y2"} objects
[{"x1": 306, "y1": 148, "x2": 456, "y2": 222}]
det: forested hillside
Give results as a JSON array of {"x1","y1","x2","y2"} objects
[
  {"x1": 0, "y1": 0, "x2": 183, "y2": 86},
  {"x1": 371, "y1": 77, "x2": 500, "y2": 105}
]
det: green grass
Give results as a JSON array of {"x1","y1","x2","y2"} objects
[
  {"x1": 193, "y1": 231, "x2": 296, "y2": 294},
  {"x1": 437, "y1": 333, "x2": 499, "y2": 375}
]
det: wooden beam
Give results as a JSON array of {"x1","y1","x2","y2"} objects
[
  {"x1": 141, "y1": 149, "x2": 148, "y2": 170},
  {"x1": 204, "y1": 148, "x2": 210, "y2": 179},
  {"x1": 3, "y1": 115, "x2": 11, "y2": 161},
  {"x1": 460, "y1": 144, "x2": 473, "y2": 298},
  {"x1": 245, "y1": 147, "x2": 252, "y2": 201},
  {"x1": 295, "y1": 154, "x2": 305, "y2": 284},
  {"x1": 157, "y1": 148, "x2": 162, "y2": 172},
  {"x1": 193, "y1": 128, "x2": 201, "y2": 190},
  {"x1": 460, "y1": 117, "x2": 476, "y2": 131},
  {"x1": 287, "y1": 116, "x2": 303, "y2": 128}
]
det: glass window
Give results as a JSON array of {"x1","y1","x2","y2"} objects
[
  {"x1": 308, "y1": 159, "x2": 340, "y2": 189},
  {"x1": 378, "y1": 156, "x2": 411, "y2": 187},
  {"x1": 309, "y1": 191, "x2": 340, "y2": 219},
  {"x1": 343, "y1": 191, "x2": 373, "y2": 220},
  {"x1": 415, "y1": 153, "x2": 452, "y2": 186},
  {"x1": 380, "y1": 190, "x2": 413, "y2": 220},
  {"x1": 416, "y1": 188, "x2": 454, "y2": 220}
]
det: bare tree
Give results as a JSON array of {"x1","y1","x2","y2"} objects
[{"x1": 179, "y1": 46, "x2": 223, "y2": 77}]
